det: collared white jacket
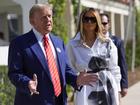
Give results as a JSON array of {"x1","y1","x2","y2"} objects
[{"x1": 66, "y1": 32, "x2": 121, "y2": 105}]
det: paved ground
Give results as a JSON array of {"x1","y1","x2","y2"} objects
[
  {"x1": 121, "y1": 81, "x2": 140, "y2": 105},
  {"x1": 68, "y1": 81, "x2": 140, "y2": 105}
]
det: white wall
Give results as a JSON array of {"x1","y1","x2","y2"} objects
[
  {"x1": 0, "y1": 0, "x2": 49, "y2": 66},
  {"x1": 13, "y1": 0, "x2": 48, "y2": 33},
  {"x1": 13, "y1": 0, "x2": 36, "y2": 33},
  {"x1": 0, "y1": 46, "x2": 9, "y2": 65}
]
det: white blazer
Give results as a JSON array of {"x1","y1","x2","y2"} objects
[{"x1": 66, "y1": 32, "x2": 121, "y2": 105}]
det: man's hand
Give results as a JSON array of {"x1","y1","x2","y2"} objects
[
  {"x1": 28, "y1": 74, "x2": 39, "y2": 95},
  {"x1": 76, "y1": 71, "x2": 98, "y2": 87},
  {"x1": 120, "y1": 88, "x2": 128, "y2": 97}
]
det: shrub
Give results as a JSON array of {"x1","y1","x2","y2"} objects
[{"x1": 0, "y1": 66, "x2": 15, "y2": 105}]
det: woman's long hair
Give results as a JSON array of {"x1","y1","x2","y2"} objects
[{"x1": 75, "y1": 7, "x2": 107, "y2": 42}]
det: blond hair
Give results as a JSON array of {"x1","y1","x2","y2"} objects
[{"x1": 76, "y1": 7, "x2": 107, "y2": 42}]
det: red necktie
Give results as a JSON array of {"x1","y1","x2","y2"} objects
[{"x1": 43, "y1": 35, "x2": 61, "y2": 97}]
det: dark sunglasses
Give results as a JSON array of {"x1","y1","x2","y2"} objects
[
  {"x1": 102, "y1": 22, "x2": 108, "y2": 26},
  {"x1": 82, "y1": 16, "x2": 97, "y2": 23}
]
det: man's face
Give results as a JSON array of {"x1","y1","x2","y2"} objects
[
  {"x1": 30, "y1": 6, "x2": 53, "y2": 35},
  {"x1": 101, "y1": 15, "x2": 110, "y2": 35}
]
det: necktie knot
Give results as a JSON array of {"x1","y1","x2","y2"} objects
[
  {"x1": 43, "y1": 35, "x2": 48, "y2": 41},
  {"x1": 43, "y1": 35, "x2": 48, "y2": 40},
  {"x1": 43, "y1": 35, "x2": 49, "y2": 47}
]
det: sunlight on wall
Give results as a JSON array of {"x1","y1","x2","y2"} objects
[{"x1": 0, "y1": 46, "x2": 9, "y2": 65}]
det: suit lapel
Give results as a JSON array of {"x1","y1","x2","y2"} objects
[{"x1": 49, "y1": 34, "x2": 64, "y2": 82}]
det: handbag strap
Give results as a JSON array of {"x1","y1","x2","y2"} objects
[{"x1": 106, "y1": 41, "x2": 111, "y2": 58}]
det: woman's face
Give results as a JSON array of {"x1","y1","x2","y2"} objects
[{"x1": 82, "y1": 11, "x2": 97, "y2": 32}]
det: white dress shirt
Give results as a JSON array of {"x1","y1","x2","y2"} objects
[{"x1": 33, "y1": 28, "x2": 57, "y2": 59}]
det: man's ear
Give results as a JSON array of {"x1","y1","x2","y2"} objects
[{"x1": 29, "y1": 18, "x2": 34, "y2": 26}]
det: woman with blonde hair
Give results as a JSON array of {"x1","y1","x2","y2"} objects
[{"x1": 66, "y1": 7, "x2": 121, "y2": 105}]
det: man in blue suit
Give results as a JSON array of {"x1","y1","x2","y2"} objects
[
  {"x1": 8, "y1": 3, "x2": 98, "y2": 105},
  {"x1": 100, "y1": 13, "x2": 128, "y2": 97}
]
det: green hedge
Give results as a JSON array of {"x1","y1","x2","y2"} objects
[
  {"x1": 125, "y1": 8, "x2": 140, "y2": 70},
  {"x1": 122, "y1": 40, "x2": 140, "y2": 70},
  {"x1": 49, "y1": 0, "x2": 68, "y2": 44},
  {"x1": 0, "y1": 65, "x2": 73, "y2": 104},
  {"x1": 0, "y1": 66, "x2": 15, "y2": 105}
]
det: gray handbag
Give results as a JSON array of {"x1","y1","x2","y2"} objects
[{"x1": 88, "y1": 56, "x2": 108, "y2": 73}]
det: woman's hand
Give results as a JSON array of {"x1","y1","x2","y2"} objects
[{"x1": 76, "y1": 71, "x2": 98, "y2": 87}]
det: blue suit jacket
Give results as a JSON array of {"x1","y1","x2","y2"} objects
[
  {"x1": 111, "y1": 35, "x2": 128, "y2": 89},
  {"x1": 8, "y1": 30, "x2": 78, "y2": 105}
]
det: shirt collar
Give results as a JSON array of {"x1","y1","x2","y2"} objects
[
  {"x1": 106, "y1": 31, "x2": 110, "y2": 37},
  {"x1": 33, "y1": 28, "x2": 50, "y2": 42},
  {"x1": 72, "y1": 32, "x2": 84, "y2": 47},
  {"x1": 73, "y1": 32, "x2": 81, "y2": 41},
  {"x1": 72, "y1": 32, "x2": 100, "y2": 48}
]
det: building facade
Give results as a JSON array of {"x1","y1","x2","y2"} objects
[{"x1": 0, "y1": 0, "x2": 139, "y2": 42}]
